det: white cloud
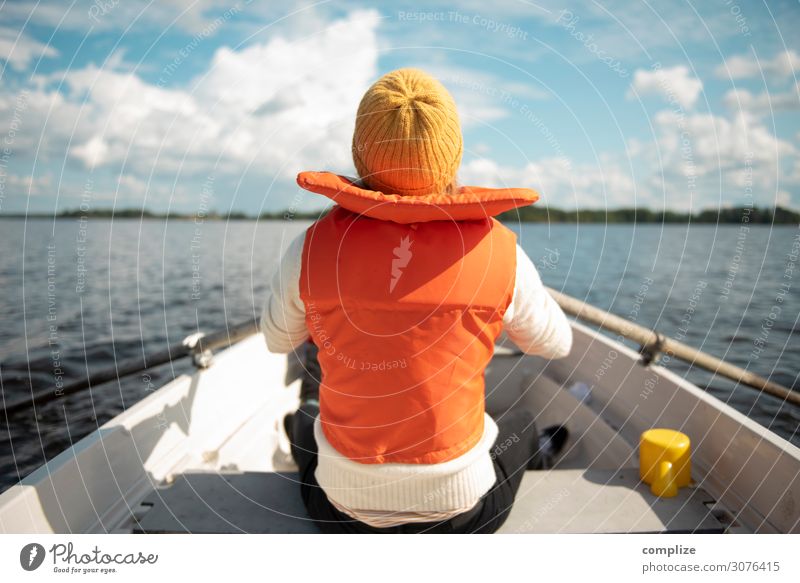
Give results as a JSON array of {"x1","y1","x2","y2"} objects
[
  {"x1": 460, "y1": 156, "x2": 637, "y2": 208},
  {"x1": 2, "y1": 173, "x2": 52, "y2": 196},
  {"x1": 724, "y1": 85, "x2": 800, "y2": 116},
  {"x1": 636, "y1": 107, "x2": 796, "y2": 208},
  {"x1": 652, "y1": 109, "x2": 793, "y2": 174},
  {"x1": 716, "y1": 50, "x2": 800, "y2": 80},
  {"x1": 460, "y1": 101, "x2": 799, "y2": 210},
  {"x1": 71, "y1": 135, "x2": 111, "y2": 168},
  {"x1": 628, "y1": 65, "x2": 703, "y2": 109},
  {"x1": 0, "y1": 10, "x2": 380, "y2": 188},
  {"x1": 0, "y1": 26, "x2": 58, "y2": 70}
]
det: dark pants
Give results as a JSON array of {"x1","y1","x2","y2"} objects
[{"x1": 289, "y1": 402, "x2": 541, "y2": 534}]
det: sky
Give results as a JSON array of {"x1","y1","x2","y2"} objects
[{"x1": 0, "y1": 0, "x2": 798, "y2": 215}]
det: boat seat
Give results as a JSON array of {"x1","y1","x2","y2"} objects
[
  {"x1": 134, "y1": 468, "x2": 724, "y2": 534},
  {"x1": 134, "y1": 471, "x2": 319, "y2": 533},
  {"x1": 497, "y1": 468, "x2": 724, "y2": 533}
]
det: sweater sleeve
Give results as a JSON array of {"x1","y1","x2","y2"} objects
[
  {"x1": 503, "y1": 244, "x2": 573, "y2": 358},
  {"x1": 260, "y1": 231, "x2": 308, "y2": 353}
]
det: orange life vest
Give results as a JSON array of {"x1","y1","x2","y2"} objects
[{"x1": 297, "y1": 171, "x2": 538, "y2": 465}]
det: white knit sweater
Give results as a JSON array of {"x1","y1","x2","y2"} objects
[{"x1": 261, "y1": 229, "x2": 573, "y2": 525}]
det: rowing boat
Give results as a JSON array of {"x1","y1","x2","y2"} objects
[{"x1": 1, "y1": 320, "x2": 798, "y2": 533}]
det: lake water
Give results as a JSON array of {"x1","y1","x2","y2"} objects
[{"x1": 1, "y1": 217, "x2": 798, "y2": 492}]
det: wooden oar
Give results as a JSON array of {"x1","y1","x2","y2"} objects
[{"x1": 547, "y1": 287, "x2": 800, "y2": 408}]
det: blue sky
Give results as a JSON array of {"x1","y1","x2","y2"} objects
[{"x1": 0, "y1": 0, "x2": 798, "y2": 214}]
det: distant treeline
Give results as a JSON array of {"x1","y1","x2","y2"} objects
[
  {"x1": 4, "y1": 206, "x2": 799, "y2": 224},
  {"x1": 496, "y1": 206, "x2": 800, "y2": 224}
]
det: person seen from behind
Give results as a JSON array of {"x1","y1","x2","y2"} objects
[{"x1": 262, "y1": 68, "x2": 573, "y2": 533}]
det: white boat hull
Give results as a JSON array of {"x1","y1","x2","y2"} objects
[{"x1": 1, "y1": 323, "x2": 797, "y2": 533}]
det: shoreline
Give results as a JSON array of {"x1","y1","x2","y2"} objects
[{"x1": 1, "y1": 205, "x2": 798, "y2": 225}]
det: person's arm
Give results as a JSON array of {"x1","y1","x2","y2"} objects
[
  {"x1": 260, "y1": 231, "x2": 308, "y2": 353},
  {"x1": 503, "y1": 244, "x2": 573, "y2": 358}
]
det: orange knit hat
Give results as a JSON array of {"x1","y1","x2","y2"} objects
[{"x1": 352, "y1": 68, "x2": 463, "y2": 197}]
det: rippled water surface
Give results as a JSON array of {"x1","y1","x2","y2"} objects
[{"x1": 1, "y1": 218, "x2": 798, "y2": 492}]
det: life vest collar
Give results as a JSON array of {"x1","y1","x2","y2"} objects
[{"x1": 296, "y1": 171, "x2": 539, "y2": 224}]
